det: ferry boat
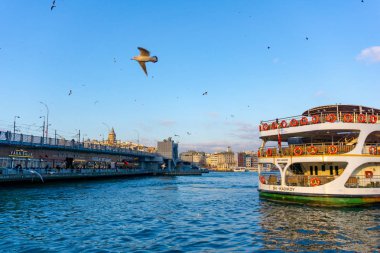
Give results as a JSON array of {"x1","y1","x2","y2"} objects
[{"x1": 257, "y1": 105, "x2": 380, "y2": 206}]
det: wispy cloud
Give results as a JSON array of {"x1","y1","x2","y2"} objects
[
  {"x1": 179, "y1": 139, "x2": 261, "y2": 153},
  {"x1": 356, "y1": 46, "x2": 380, "y2": 63},
  {"x1": 158, "y1": 120, "x2": 176, "y2": 127},
  {"x1": 314, "y1": 90, "x2": 325, "y2": 97},
  {"x1": 227, "y1": 121, "x2": 259, "y2": 140}
]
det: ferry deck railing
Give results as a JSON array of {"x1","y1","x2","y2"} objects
[
  {"x1": 258, "y1": 143, "x2": 356, "y2": 157},
  {"x1": 259, "y1": 112, "x2": 379, "y2": 131}
]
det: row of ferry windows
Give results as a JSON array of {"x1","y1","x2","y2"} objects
[{"x1": 309, "y1": 165, "x2": 339, "y2": 176}]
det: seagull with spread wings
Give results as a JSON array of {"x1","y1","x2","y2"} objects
[{"x1": 132, "y1": 47, "x2": 158, "y2": 76}]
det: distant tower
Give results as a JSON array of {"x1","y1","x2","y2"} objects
[
  {"x1": 227, "y1": 146, "x2": 232, "y2": 152},
  {"x1": 108, "y1": 127, "x2": 116, "y2": 145}
]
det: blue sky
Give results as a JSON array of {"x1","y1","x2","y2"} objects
[{"x1": 1, "y1": 0, "x2": 379, "y2": 152}]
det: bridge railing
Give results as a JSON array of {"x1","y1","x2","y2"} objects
[{"x1": 0, "y1": 131, "x2": 157, "y2": 157}]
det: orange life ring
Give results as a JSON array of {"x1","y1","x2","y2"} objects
[
  {"x1": 300, "y1": 117, "x2": 308, "y2": 126},
  {"x1": 266, "y1": 148, "x2": 273, "y2": 156},
  {"x1": 369, "y1": 115, "x2": 377, "y2": 124},
  {"x1": 293, "y1": 146, "x2": 303, "y2": 156},
  {"x1": 369, "y1": 146, "x2": 377, "y2": 155},
  {"x1": 290, "y1": 119, "x2": 299, "y2": 127},
  {"x1": 307, "y1": 145, "x2": 318, "y2": 155},
  {"x1": 262, "y1": 123, "x2": 269, "y2": 131},
  {"x1": 280, "y1": 120, "x2": 287, "y2": 128},
  {"x1": 325, "y1": 113, "x2": 336, "y2": 123},
  {"x1": 259, "y1": 175, "x2": 266, "y2": 184},
  {"x1": 310, "y1": 177, "x2": 321, "y2": 187},
  {"x1": 257, "y1": 150, "x2": 261, "y2": 157},
  {"x1": 271, "y1": 122, "x2": 278, "y2": 129},
  {"x1": 343, "y1": 113, "x2": 353, "y2": 123},
  {"x1": 328, "y1": 145, "x2": 338, "y2": 154},
  {"x1": 365, "y1": 171, "x2": 373, "y2": 179},
  {"x1": 357, "y1": 114, "x2": 366, "y2": 123},
  {"x1": 311, "y1": 115, "x2": 320, "y2": 124}
]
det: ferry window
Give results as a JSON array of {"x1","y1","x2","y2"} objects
[
  {"x1": 314, "y1": 166, "x2": 318, "y2": 175},
  {"x1": 329, "y1": 166, "x2": 333, "y2": 175},
  {"x1": 322, "y1": 165, "x2": 325, "y2": 171},
  {"x1": 309, "y1": 166, "x2": 313, "y2": 175},
  {"x1": 335, "y1": 166, "x2": 339, "y2": 175}
]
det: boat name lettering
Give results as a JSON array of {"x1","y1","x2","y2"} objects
[
  {"x1": 272, "y1": 186, "x2": 295, "y2": 192},
  {"x1": 276, "y1": 158, "x2": 289, "y2": 162}
]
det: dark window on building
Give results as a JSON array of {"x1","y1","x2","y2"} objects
[
  {"x1": 310, "y1": 166, "x2": 313, "y2": 175},
  {"x1": 322, "y1": 165, "x2": 325, "y2": 172},
  {"x1": 314, "y1": 166, "x2": 318, "y2": 175},
  {"x1": 329, "y1": 166, "x2": 333, "y2": 175}
]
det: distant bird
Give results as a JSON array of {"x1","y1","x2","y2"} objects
[
  {"x1": 187, "y1": 132, "x2": 191, "y2": 135},
  {"x1": 94, "y1": 100, "x2": 99, "y2": 104},
  {"x1": 306, "y1": 37, "x2": 309, "y2": 40},
  {"x1": 132, "y1": 47, "x2": 158, "y2": 76},
  {"x1": 68, "y1": 90, "x2": 72, "y2": 96},
  {"x1": 50, "y1": 0, "x2": 56, "y2": 10},
  {"x1": 231, "y1": 114, "x2": 235, "y2": 118},
  {"x1": 267, "y1": 46, "x2": 271, "y2": 50},
  {"x1": 202, "y1": 91, "x2": 208, "y2": 96},
  {"x1": 174, "y1": 134, "x2": 180, "y2": 137},
  {"x1": 361, "y1": 0, "x2": 364, "y2": 2},
  {"x1": 113, "y1": 57, "x2": 117, "y2": 63}
]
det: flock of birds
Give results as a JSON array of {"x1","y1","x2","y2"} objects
[{"x1": 47, "y1": 0, "x2": 366, "y2": 141}]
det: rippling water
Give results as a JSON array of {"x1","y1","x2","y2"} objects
[{"x1": 0, "y1": 172, "x2": 379, "y2": 252}]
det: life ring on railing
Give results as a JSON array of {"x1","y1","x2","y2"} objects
[
  {"x1": 357, "y1": 114, "x2": 366, "y2": 123},
  {"x1": 266, "y1": 148, "x2": 273, "y2": 156},
  {"x1": 290, "y1": 119, "x2": 299, "y2": 127},
  {"x1": 365, "y1": 171, "x2": 373, "y2": 178},
  {"x1": 307, "y1": 145, "x2": 318, "y2": 155},
  {"x1": 328, "y1": 145, "x2": 338, "y2": 154},
  {"x1": 369, "y1": 146, "x2": 377, "y2": 155},
  {"x1": 325, "y1": 113, "x2": 337, "y2": 123},
  {"x1": 310, "y1": 177, "x2": 321, "y2": 187},
  {"x1": 271, "y1": 122, "x2": 278, "y2": 129},
  {"x1": 262, "y1": 123, "x2": 269, "y2": 131},
  {"x1": 311, "y1": 115, "x2": 320, "y2": 124},
  {"x1": 257, "y1": 150, "x2": 261, "y2": 157},
  {"x1": 293, "y1": 146, "x2": 303, "y2": 156},
  {"x1": 280, "y1": 120, "x2": 288, "y2": 128},
  {"x1": 300, "y1": 117, "x2": 308, "y2": 126},
  {"x1": 343, "y1": 113, "x2": 353, "y2": 123},
  {"x1": 369, "y1": 115, "x2": 377, "y2": 124},
  {"x1": 259, "y1": 175, "x2": 266, "y2": 184}
]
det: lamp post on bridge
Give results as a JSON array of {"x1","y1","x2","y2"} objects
[
  {"x1": 39, "y1": 116, "x2": 45, "y2": 143},
  {"x1": 13, "y1": 116, "x2": 20, "y2": 139},
  {"x1": 40, "y1": 102, "x2": 49, "y2": 138}
]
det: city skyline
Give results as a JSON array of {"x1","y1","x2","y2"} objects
[{"x1": 1, "y1": 1, "x2": 379, "y2": 153}]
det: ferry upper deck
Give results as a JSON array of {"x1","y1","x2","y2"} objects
[{"x1": 257, "y1": 105, "x2": 380, "y2": 158}]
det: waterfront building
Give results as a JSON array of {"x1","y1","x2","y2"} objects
[
  {"x1": 86, "y1": 128, "x2": 156, "y2": 153},
  {"x1": 157, "y1": 137, "x2": 179, "y2": 169},
  {"x1": 180, "y1": 151, "x2": 206, "y2": 166},
  {"x1": 237, "y1": 151, "x2": 258, "y2": 169},
  {"x1": 206, "y1": 147, "x2": 236, "y2": 170}
]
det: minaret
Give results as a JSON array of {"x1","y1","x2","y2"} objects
[{"x1": 108, "y1": 127, "x2": 116, "y2": 145}]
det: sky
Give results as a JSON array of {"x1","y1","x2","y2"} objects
[{"x1": 0, "y1": 0, "x2": 379, "y2": 153}]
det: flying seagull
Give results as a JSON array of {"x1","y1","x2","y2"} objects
[
  {"x1": 174, "y1": 134, "x2": 180, "y2": 137},
  {"x1": 132, "y1": 47, "x2": 158, "y2": 76},
  {"x1": 187, "y1": 132, "x2": 191, "y2": 135},
  {"x1": 51, "y1": 0, "x2": 56, "y2": 10},
  {"x1": 267, "y1": 46, "x2": 271, "y2": 50},
  {"x1": 202, "y1": 91, "x2": 208, "y2": 96},
  {"x1": 68, "y1": 90, "x2": 72, "y2": 96},
  {"x1": 306, "y1": 37, "x2": 309, "y2": 40}
]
